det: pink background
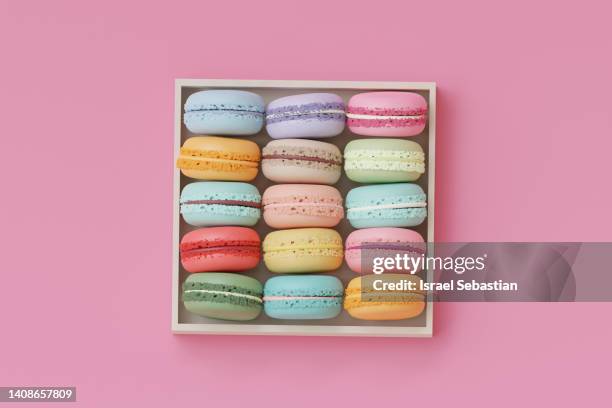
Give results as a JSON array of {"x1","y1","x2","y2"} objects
[{"x1": 1, "y1": 0, "x2": 611, "y2": 406}]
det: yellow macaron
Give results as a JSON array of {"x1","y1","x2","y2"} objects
[
  {"x1": 263, "y1": 228, "x2": 343, "y2": 273},
  {"x1": 177, "y1": 136, "x2": 260, "y2": 181},
  {"x1": 344, "y1": 274, "x2": 425, "y2": 320}
]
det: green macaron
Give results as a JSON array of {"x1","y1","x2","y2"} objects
[
  {"x1": 344, "y1": 138, "x2": 425, "y2": 183},
  {"x1": 182, "y1": 273, "x2": 263, "y2": 321}
]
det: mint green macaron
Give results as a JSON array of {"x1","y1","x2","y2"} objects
[
  {"x1": 344, "y1": 138, "x2": 425, "y2": 183},
  {"x1": 180, "y1": 181, "x2": 261, "y2": 227},
  {"x1": 182, "y1": 273, "x2": 263, "y2": 321},
  {"x1": 346, "y1": 183, "x2": 427, "y2": 228}
]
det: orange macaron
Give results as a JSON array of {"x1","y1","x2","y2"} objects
[
  {"x1": 344, "y1": 274, "x2": 425, "y2": 320},
  {"x1": 177, "y1": 136, "x2": 260, "y2": 181}
]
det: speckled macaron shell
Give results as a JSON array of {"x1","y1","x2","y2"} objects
[
  {"x1": 262, "y1": 184, "x2": 343, "y2": 229},
  {"x1": 184, "y1": 90, "x2": 265, "y2": 135},
  {"x1": 263, "y1": 275, "x2": 344, "y2": 320},
  {"x1": 180, "y1": 182, "x2": 261, "y2": 227},
  {"x1": 344, "y1": 274, "x2": 425, "y2": 320},
  {"x1": 263, "y1": 228, "x2": 343, "y2": 273},
  {"x1": 180, "y1": 227, "x2": 261, "y2": 273},
  {"x1": 346, "y1": 183, "x2": 427, "y2": 228},
  {"x1": 262, "y1": 139, "x2": 342, "y2": 185},
  {"x1": 177, "y1": 136, "x2": 261, "y2": 181},
  {"x1": 345, "y1": 228, "x2": 425, "y2": 274},
  {"x1": 266, "y1": 93, "x2": 346, "y2": 139},
  {"x1": 344, "y1": 138, "x2": 425, "y2": 183},
  {"x1": 183, "y1": 273, "x2": 263, "y2": 321},
  {"x1": 347, "y1": 92, "x2": 427, "y2": 137}
]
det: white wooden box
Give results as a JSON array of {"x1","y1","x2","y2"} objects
[{"x1": 173, "y1": 79, "x2": 436, "y2": 337}]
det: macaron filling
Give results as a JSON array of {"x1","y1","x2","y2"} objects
[
  {"x1": 348, "y1": 106, "x2": 427, "y2": 116},
  {"x1": 177, "y1": 149, "x2": 260, "y2": 172},
  {"x1": 262, "y1": 145, "x2": 342, "y2": 174},
  {"x1": 182, "y1": 199, "x2": 261, "y2": 208},
  {"x1": 263, "y1": 295, "x2": 340, "y2": 301},
  {"x1": 184, "y1": 108, "x2": 264, "y2": 133},
  {"x1": 263, "y1": 202, "x2": 344, "y2": 218},
  {"x1": 264, "y1": 243, "x2": 342, "y2": 253},
  {"x1": 185, "y1": 289, "x2": 263, "y2": 303},
  {"x1": 346, "y1": 106, "x2": 427, "y2": 128},
  {"x1": 263, "y1": 235, "x2": 343, "y2": 258},
  {"x1": 264, "y1": 287, "x2": 343, "y2": 308},
  {"x1": 263, "y1": 295, "x2": 343, "y2": 311},
  {"x1": 182, "y1": 281, "x2": 262, "y2": 307},
  {"x1": 178, "y1": 148, "x2": 260, "y2": 163},
  {"x1": 266, "y1": 102, "x2": 346, "y2": 124},
  {"x1": 346, "y1": 242, "x2": 426, "y2": 255},
  {"x1": 347, "y1": 201, "x2": 427, "y2": 212},
  {"x1": 262, "y1": 192, "x2": 344, "y2": 219},
  {"x1": 180, "y1": 240, "x2": 260, "y2": 260},
  {"x1": 181, "y1": 203, "x2": 261, "y2": 219},
  {"x1": 347, "y1": 194, "x2": 427, "y2": 221},
  {"x1": 184, "y1": 103, "x2": 265, "y2": 124},
  {"x1": 181, "y1": 245, "x2": 260, "y2": 256},
  {"x1": 344, "y1": 288, "x2": 425, "y2": 309},
  {"x1": 344, "y1": 149, "x2": 425, "y2": 173},
  {"x1": 180, "y1": 190, "x2": 262, "y2": 219},
  {"x1": 185, "y1": 102, "x2": 265, "y2": 114},
  {"x1": 262, "y1": 153, "x2": 341, "y2": 166}
]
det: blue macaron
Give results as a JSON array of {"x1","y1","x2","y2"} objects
[
  {"x1": 263, "y1": 275, "x2": 344, "y2": 320},
  {"x1": 346, "y1": 183, "x2": 427, "y2": 228},
  {"x1": 183, "y1": 90, "x2": 265, "y2": 135},
  {"x1": 180, "y1": 182, "x2": 261, "y2": 227}
]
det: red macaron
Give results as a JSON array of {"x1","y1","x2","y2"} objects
[{"x1": 180, "y1": 227, "x2": 261, "y2": 273}]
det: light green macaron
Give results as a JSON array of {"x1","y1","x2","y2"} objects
[
  {"x1": 182, "y1": 273, "x2": 263, "y2": 321},
  {"x1": 344, "y1": 139, "x2": 425, "y2": 183}
]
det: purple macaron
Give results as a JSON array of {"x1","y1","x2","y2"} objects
[{"x1": 265, "y1": 93, "x2": 346, "y2": 139}]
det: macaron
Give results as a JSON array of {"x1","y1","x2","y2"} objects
[
  {"x1": 262, "y1": 184, "x2": 343, "y2": 229},
  {"x1": 344, "y1": 274, "x2": 425, "y2": 320},
  {"x1": 263, "y1": 228, "x2": 343, "y2": 273},
  {"x1": 265, "y1": 93, "x2": 346, "y2": 139},
  {"x1": 344, "y1": 138, "x2": 425, "y2": 183},
  {"x1": 183, "y1": 90, "x2": 265, "y2": 135},
  {"x1": 262, "y1": 139, "x2": 342, "y2": 184},
  {"x1": 346, "y1": 183, "x2": 427, "y2": 228},
  {"x1": 347, "y1": 91, "x2": 427, "y2": 137},
  {"x1": 263, "y1": 275, "x2": 344, "y2": 319},
  {"x1": 183, "y1": 273, "x2": 263, "y2": 321},
  {"x1": 180, "y1": 227, "x2": 261, "y2": 273},
  {"x1": 177, "y1": 136, "x2": 260, "y2": 181},
  {"x1": 180, "y1": 182, "x2": 261, "y2": 227},
  {"x1": 345, "y1": 228, "x2": 425, "y2": 274}
]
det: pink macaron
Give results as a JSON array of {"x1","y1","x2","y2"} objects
[
  {"x1": 180, "y1": 227, "x2": 261, "y2": 273},
  {"x1": 347, "y1": 92, "x2": 428, "y2": 137},
  {"x1": 345, "y1": 228, "x2": 425, "y2": 274},
  {"x1": 262, "y1": 184, "x2": 344, "y2": 229}
]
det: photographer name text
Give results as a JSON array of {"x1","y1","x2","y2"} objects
[{"x1": 373, "y1": 279, "x2": 519, "y2": 292}]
